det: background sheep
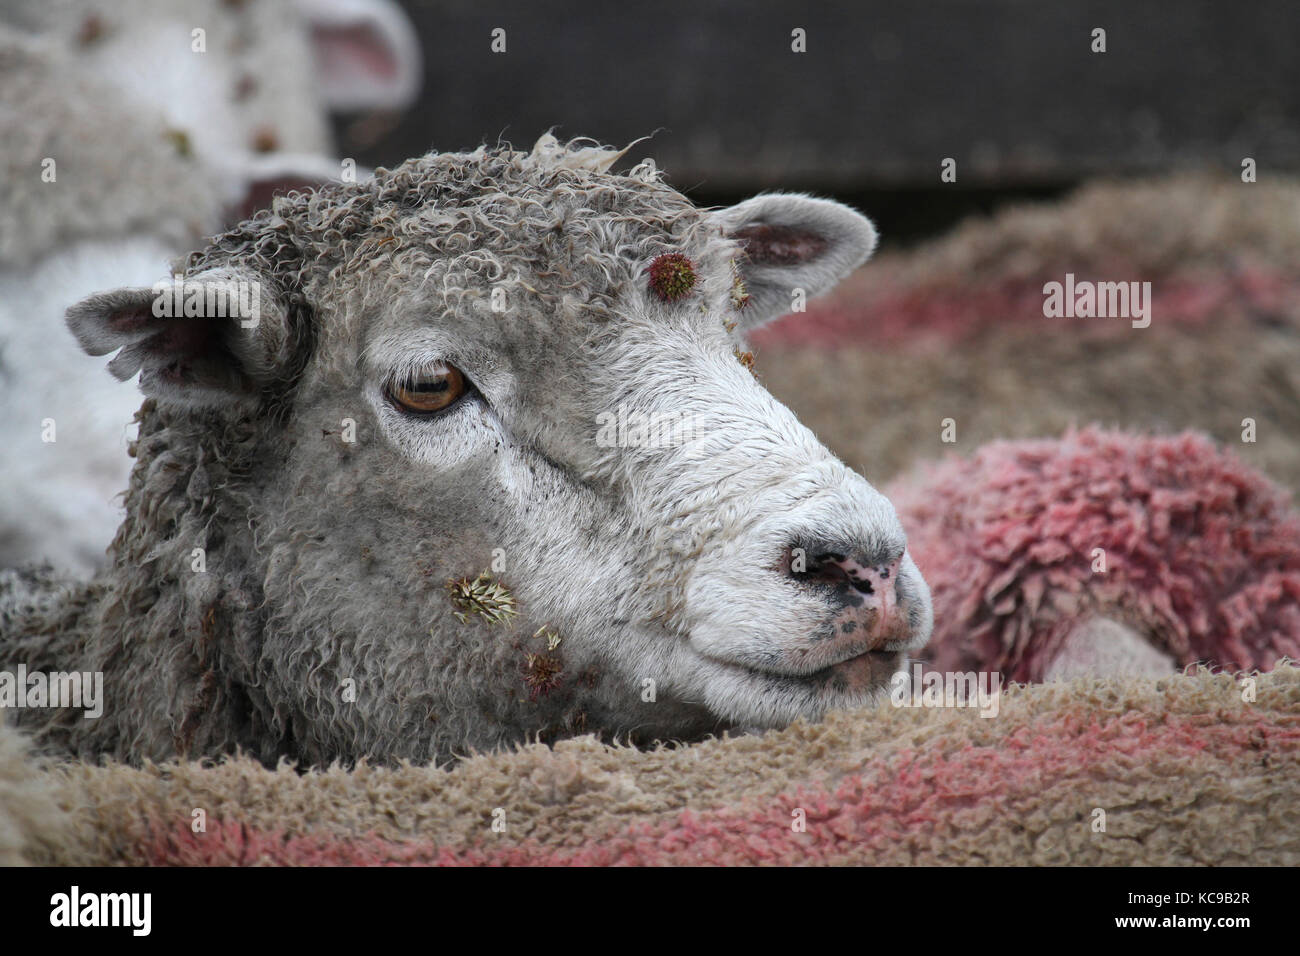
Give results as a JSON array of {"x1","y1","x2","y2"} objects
[
  {"x1": 752, "y1": 175, "x2": 1300, "y2": 500},
  {"x1": 742, "y1": 173, "x2": 1300, "y2": 681},
  {"x1": 890, "y1": 428, "x2": 1300, "y2": 681},
  {"x1": 1, "y1": 137, "x2": 934, "y2": 767},
  {"x1": 1, "y1": 0, "x2": 421, "y2": 209},
  {"x1": 0, "y1": 26, "x2": 227, "y2": 573},
  {"x1": 0, "y1": 0, "x2": 421, "y2": 574}
]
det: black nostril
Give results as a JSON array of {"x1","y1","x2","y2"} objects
[{"x1": 787, "y1": 544, "x2": 903, "y2": 586}]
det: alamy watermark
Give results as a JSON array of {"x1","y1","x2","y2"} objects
[
  {"x1": 1043, "y1": 273, "x2": 1151, "y2": 328},
  {"x1": 151, "y1": 274, "x2": 260, "y2": 328},
  {"x1": 890, "y1": 664, "x2": 1001, "y2": 717},
  {"x1": 0, "y1": 665, "x2": 103, "y2": 718},
  {"x1": 595, "y1": 403, "x2": 703, "y2": 449},
  {"x1": 50, "y1": 886, "x2": 150, "y2": 936}
]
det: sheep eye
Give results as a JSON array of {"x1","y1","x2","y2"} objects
[{"x1": 387, "y1": 363, "x2": 468, "y2": 415}]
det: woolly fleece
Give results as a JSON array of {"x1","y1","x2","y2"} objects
[
  {"x1": 889, "y1": 428, "x2": 1300, "y2": 682},
  {"x1": 3, "y1": 666, "x2": 1296, "y2": 865}
]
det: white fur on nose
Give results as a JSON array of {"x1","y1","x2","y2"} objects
[
  {"x1": 598, "y1": 327, "x2": 917, "y2": 675},
  {"x1": 682, "y1": 465, "x2": 910, "y2": 669}
]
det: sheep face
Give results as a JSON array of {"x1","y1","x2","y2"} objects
[{"x1": 66, "y1": 141, "x2": 932, "y2": 762}]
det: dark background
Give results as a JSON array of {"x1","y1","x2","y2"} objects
[{"x1": 333, "y1": 0, "x2": 1300, "y2": 245}]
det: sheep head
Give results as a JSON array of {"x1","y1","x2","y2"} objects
[{"x1": 63, "y1": 138, "x2": 933, "y2": 763}]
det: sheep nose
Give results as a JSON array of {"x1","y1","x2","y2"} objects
[{"x1": 790, "y1": 547, "x2": 905, "y2": 650}]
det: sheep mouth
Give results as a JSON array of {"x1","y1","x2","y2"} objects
[
  {"x1": 789, "y1": 648, "x2": 903, "y2": 686},
  {"x1": 710, "y1": 646, "x2": 904, "y2": 689}
]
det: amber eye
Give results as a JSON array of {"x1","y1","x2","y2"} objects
[{"x1": 387, "y1": 363, "x2": 468, "y2": 414}]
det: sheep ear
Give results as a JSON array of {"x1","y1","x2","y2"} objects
[
  {"x1": 296, "y1": 0, "x2": 423, "y2": 111},
  {"x1": 65, "y1": 269, "x2": 296, "y2": 410},
  {"x1": 717, "y1": 194, "x2": 878, "y2": 330}
]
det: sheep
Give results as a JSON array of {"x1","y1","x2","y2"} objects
[
  {"x1": 0, "y1": 0, "x2": 421, "y2": 574},
  {"x1": 0, "y1": 136, "x2": 936, "y2": 767},
  {"x1": 0, "y1": 26, "x2": 227, "y2": 574},
  {"x1": 1, "y1": 0, "x2": 422, "y2": 210},
  {"x1": 888, "y1": 428, "x2": 1300, "y2": 682}
]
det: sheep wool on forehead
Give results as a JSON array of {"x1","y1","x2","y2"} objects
[{"x1": 190, "y1": 136, "x2": 720, "y2": 322}]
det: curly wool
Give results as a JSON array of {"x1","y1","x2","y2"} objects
[
  {"x1": 888, "y1": 428, "x2": 1300, "y2": 681},
  {"x1": 0, "y1": 137, "x2": 741, "y2": 767},
  {"x1": 191, "y1": 135, "x2": 707, "y2": 345}
]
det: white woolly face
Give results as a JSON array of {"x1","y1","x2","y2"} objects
[
  {"x1": 577, "y1": 320, "x2": 933, "y2": 729},
  {"x1": 348, "y1": 191, "x2": 934, "y2": 732}
]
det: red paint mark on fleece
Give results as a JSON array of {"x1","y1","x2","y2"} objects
[
  {"x1": 138, "y1": 709, "x2": 1298, "y2": 866},
  {"x1": 888, "y1": 429, "x2": 1300, "y2": 681}
]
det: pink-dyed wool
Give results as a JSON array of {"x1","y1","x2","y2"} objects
[
  {"x1": 139, "y1": 708, "x2": 1297, "y2": 866},
  {"x1": 887, "y1": 428, "x2": 1300, "y2": 681},
  {"x1": 748, "y1": 267, "x2": 1300, "y2": 350}
]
